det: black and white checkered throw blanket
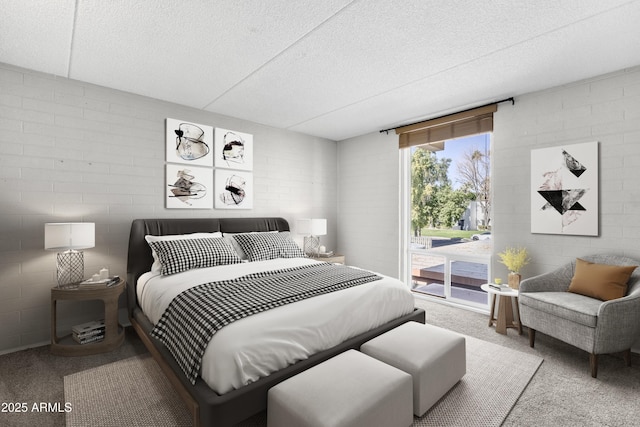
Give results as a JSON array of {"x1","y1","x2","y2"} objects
[{"x1": 151, "y1": 262, "x2": 382, "y2": 384}]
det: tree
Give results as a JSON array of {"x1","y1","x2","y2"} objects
[
  {"x1": 434, "y1": 185, "x2": 474, "y2": 228},
  {"x1": 457, "y1": 147, "x2": 491, "y2": 228},
  {"x1": 411, "y1": 148, "x2": 468, "y2": 233}
]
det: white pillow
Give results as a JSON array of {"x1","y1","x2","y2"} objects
[{"x1": 145, "y1": 232, "x2": 223, "y2": 274}]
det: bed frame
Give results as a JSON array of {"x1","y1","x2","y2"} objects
[{"x1": 126, "y1": 217, "x2": 425, "y2": 427}]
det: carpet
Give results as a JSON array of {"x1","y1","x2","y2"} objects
[
  {"x1": 64, "y1": 337, "x2": 542, "y2": 427},
  {"x1": 64, "y1": 355, "x2": 191, "y2": 427}
]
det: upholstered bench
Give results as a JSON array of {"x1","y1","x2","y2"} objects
[
  {"x1": 361, "y1": 321, "x2": 466, "y2": 416},
  {"x1": 267, "y1": 349, "x2": 413, "y2": 427}
]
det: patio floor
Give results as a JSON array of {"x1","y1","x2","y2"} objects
[
  {"x1": 413, "y1": 283, "x2": 488, "y2": 305},
  {"x1": 410, "y1": 239, "x2": 492, "y2": 305}
]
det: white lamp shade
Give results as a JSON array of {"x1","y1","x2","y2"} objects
[
  {"x1": 45, "y1": 223, "x2": 95, "y2": 250},
  {"x1": 297, "y1": 218, "x2": 327, "y2": 236}
]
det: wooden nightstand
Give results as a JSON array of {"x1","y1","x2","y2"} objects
[
  {"x1": 50, "y1": 278, "x2": 126, "y2": 356},
  {"x1": 310, "y1": 254, "x2": 345, "y2": 264}
]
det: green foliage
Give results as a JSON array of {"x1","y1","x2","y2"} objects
[{"x1": 411, "y1": 148, "x2": 474, "y2": 233}]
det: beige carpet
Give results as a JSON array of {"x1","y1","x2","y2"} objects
[
  {"x1": 64, "y1": 336, "x2": 542, "y2": 427},
  {"x1": 64, "y1": 355, "x2": 191, "y2": 427}
]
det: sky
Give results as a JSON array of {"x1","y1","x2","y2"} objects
[{"x1": 435, "y1": 133, "x2": 491, "y2": 189}]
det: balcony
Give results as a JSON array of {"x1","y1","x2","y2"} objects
[{"x1": 410, "y1": 238, "x2": 492, "y2": 309}]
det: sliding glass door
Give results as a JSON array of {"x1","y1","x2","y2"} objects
[{"x1": 401, "y1": 134, "x2": 492, "y2": 311}]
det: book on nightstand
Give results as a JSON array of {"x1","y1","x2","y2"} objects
[
  {"x1": 72, "y1": 333, "x2": 105, "y2": 345},
  {"x1": 72, "y1": 319, "x2": 106, "y2": 344}
]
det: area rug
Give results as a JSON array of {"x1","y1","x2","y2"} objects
[
  {"x1": 64, "y1": 336, "x2": 542, "y2": 427},
  {"x1": 64, "y1": 355, "x2": 191, "y2": 427},
  {"x1": 413, "y1": 336, "x2": 542, "y2": 426}
]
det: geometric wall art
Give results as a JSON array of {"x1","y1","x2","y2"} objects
[
  {"x1": 530, "y1": 141, "x2": 598, "y2": 236},
  {"x1": 165, "y1": 164, "x2": 213, "y2": 209},
  {"x1": 166, "y1": 118, "x2": 214, "y2": 167}
]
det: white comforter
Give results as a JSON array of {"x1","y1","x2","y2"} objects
[{"x1": 137, "y1": 257, "x2": 414, "y2": 394}]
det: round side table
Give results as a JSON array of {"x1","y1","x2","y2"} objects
[
  {"x1": 480, "y1": 283, "x2": 522, "y2": 335},
  {"x1": 50, "y1": 279, "x2": 126, "y2": 356}
]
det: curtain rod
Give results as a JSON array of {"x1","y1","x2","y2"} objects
[{"x1": 379, "y1": 97, "x2": 515, "y2": 134}]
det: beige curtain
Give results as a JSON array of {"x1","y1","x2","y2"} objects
[{"x1": 396, "y1": 104, "x2": 496, "y2": 149}]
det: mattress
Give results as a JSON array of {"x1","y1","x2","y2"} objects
[{"x1": 137, "y1": 257, "x2": 414, "y2": 394}]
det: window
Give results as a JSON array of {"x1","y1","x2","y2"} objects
[{"x1": 401, "y1": 133, "x2": 492, "y2": 310}]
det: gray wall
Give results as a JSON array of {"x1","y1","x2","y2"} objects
[
  {"x1": 337, "y1": 131, "x2": 400, "y2": 278},
  {"x1": 0, "y1": 63, "x2": 338, "y2": 353},
  {"x1": 493, "y1": 66, "x2": 640, "y2": 279}
]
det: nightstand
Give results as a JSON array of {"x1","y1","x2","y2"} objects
[
  {"x1": 50, "y1": 278, "x2": 126, "y2": 356},
  {"x1": 310, "y1": 254, "x2": 345, "y2": 264}
]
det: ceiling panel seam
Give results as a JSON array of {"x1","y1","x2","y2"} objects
[
  {"x1": 66, "y1": 0, "x2": 80, "y2": 78},
  {"x1": 200, "y1": 0, "x2": 359, "y2": 111}
]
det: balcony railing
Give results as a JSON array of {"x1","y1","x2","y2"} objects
[{"x1": 409, "y1": 238, "x2": 491, "y2": 310}]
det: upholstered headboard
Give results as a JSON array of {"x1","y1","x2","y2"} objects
[{"x1": 126, "y1": 217, "x2": 290, "y2": 314}]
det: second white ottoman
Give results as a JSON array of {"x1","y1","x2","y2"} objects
[
  {"x1": 361, "y1": 321, "x2": 466, "y2": 416},
  {"x1": 267, "y1": 349, "x2": 413, "y2": 427}
]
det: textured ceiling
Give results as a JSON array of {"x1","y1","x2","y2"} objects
[{"x1": 2, "y1": 0, "x2": 640, "y2": 141}]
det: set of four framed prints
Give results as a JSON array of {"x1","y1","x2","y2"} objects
[{"x1": 165, "y1": 118, "x2": 253, "y2": 209}]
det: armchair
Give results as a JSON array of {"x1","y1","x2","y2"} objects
[{"x1": 518, "y1": 254, "x2": 640, "y2": 378}]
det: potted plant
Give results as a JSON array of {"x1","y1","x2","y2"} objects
[{"x1": 498, "y1": 247, "x2": 530, "y2": 289}]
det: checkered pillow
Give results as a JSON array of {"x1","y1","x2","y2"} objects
[
  {"x1": 233, "y1": 232, "x2": 306, "y2": 262},
  {"x1": 147, "y1": 237, "x2": 242, "y2": 275},
  {"x1": 145, "y1": 232, "x2": 223, "y2": 274}
]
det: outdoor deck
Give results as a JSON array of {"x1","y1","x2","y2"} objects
[
  {"x1": 411, "y1": 260, "x2": 487, "y2": 289},
  {"x1": 410, "y1": 239, "x2": 491, "y2": 305}
]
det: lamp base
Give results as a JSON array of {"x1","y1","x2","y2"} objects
[
  {"x1": 57, "y1": 250, "x2": 84, "y2": 286},
  {"x1": 303, "y1": 236, "x2": 321, "y2": 257}
]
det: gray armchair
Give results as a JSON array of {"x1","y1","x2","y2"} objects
[{"x1": 518, "y1": 254, "x2": 640, "y2": 378}]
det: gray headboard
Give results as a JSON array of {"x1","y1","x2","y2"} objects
[{"x1": 126, "y1": 217, "x2": 290, "y2": 314}]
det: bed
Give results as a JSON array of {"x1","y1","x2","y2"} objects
[{"x1": 126, "y1": 217, "x2": 425, "y2": 427}]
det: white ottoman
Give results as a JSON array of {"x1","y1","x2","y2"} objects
[
  {"x1": 267, "y1": 349, "x2": 413, "y2": 427},
  {"x1": 361, "y1": 321, "x2": 466, "y2": 416}
]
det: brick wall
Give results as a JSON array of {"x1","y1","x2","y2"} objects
[
  {"x1": 493, "y1": 66, "x2": 640, "y2": 278},
  {"x1": 0, "y1": 63, "x2": 337, "y2": 353},
  {"x1": 337, "y1": 131, "x2": 400, "y2": 277}
]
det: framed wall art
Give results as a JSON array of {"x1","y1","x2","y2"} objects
[
  {"x1": 215, "y1": 169, "x2": 253, "y2": 209},
  {"x1": 166, "y1": 164, "x2": 213, "y2": 209},
  {"x1": 214, "y1": 127, "x2": 253, "y2": 171},
  {"x1": 166, "y1": 118, "x2": 214, "y2": 167},
  {"x1": 531, "y1": 141, "x2": 598, "y2": 236}
]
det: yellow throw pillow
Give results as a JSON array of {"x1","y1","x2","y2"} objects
[{"x1": 568, "y1": 258, "x2": 637, "y2": 301}]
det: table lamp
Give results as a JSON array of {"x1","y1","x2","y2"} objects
[
  {"x1": 297, "y1": 218, "x2": 327, "y2": 256},
  {"x1": 45, "y1": 222, "x2": 95, "y2": 286}
]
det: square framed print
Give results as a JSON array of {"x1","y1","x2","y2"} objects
[
  {"x1": 215, "y1": 169, "x2": 253, "y2": 209},
  {"x1": 531, "y1": 141, "x2": 598, "y2": 235},
  {"x1": 166, "y1": 164, "x2": 213, "y2": 209},
  {"x1": 166, "y1": 118, "x2": 213, "y2": 167},
  {"x1": 214, "y1": 128, "x2": 253, "y2": 171}
]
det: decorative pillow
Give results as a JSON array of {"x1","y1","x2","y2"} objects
[
  {"x1": 232, "y1": 231, "x2": 306, "y2": 262},
  {"x1": 568, "y1": 258, "x2": 637, "y2": 301},
  {"x1": 145, "y1": 232, "x2": 223, "y2": 274},
  {"x1": 222, "y1": 231, "x2": 277, "y2": 260},
  {"x1": 147, "y1": 237, "x2": 242, "y2": 275}
]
